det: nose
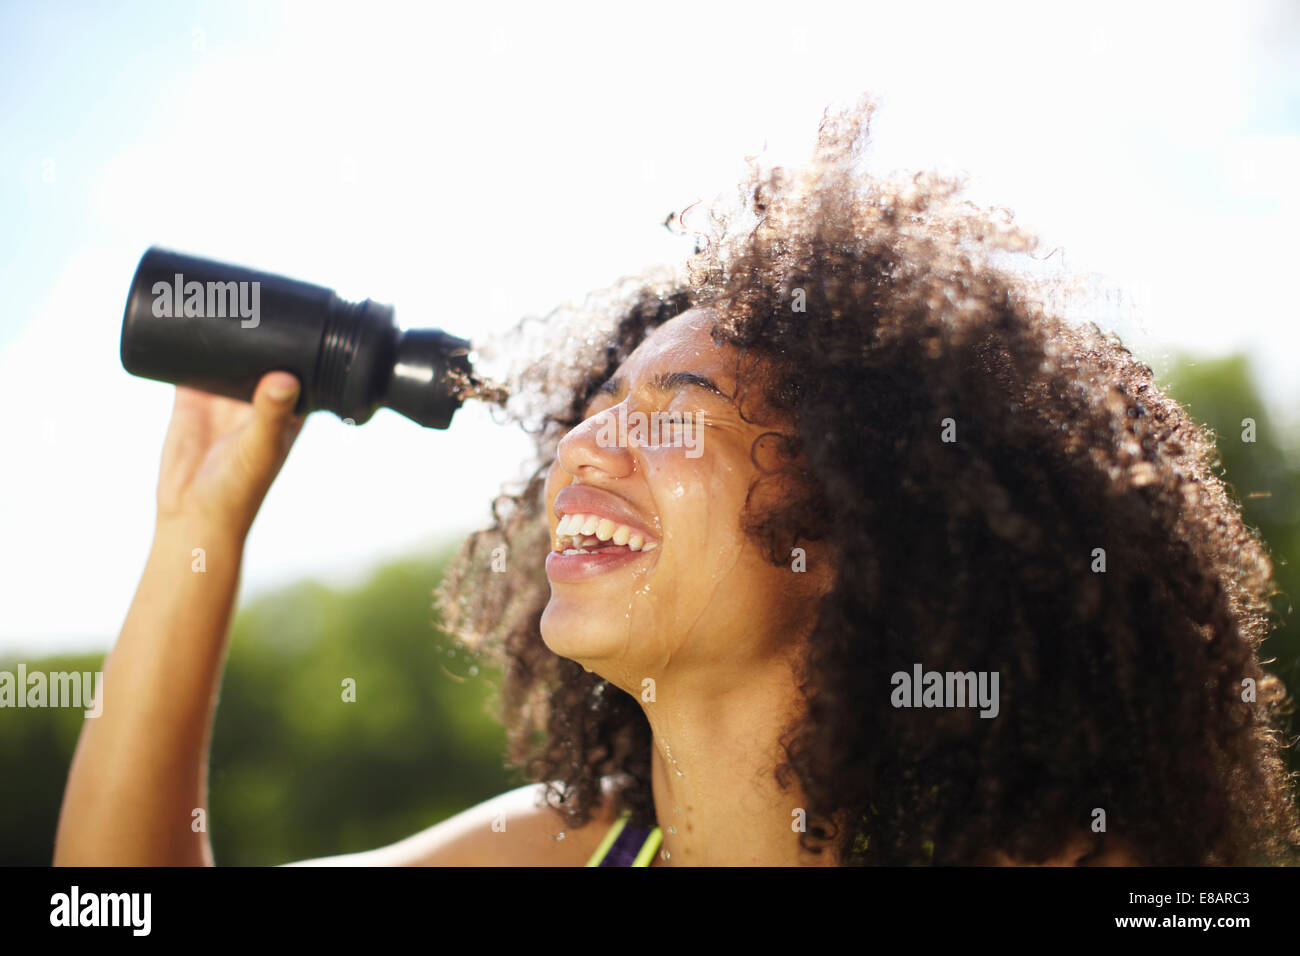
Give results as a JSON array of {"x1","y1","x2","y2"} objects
[{"x1": 557, "y1": 404, "x2": 635, "y2": 481}]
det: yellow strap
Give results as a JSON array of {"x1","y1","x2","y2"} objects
[
  {"x1": 584, "y1": 812, "x2": 629, "y2": 866},
  {"x1": 631, "y1": 826, "x2": 663, "y2": 867},
  {"x1": 584, "y1": 810, "x2": 663, "y2": 867}
]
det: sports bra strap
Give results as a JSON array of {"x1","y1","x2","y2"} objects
[{"x1": 585, "y1": 810, "x2": 662, "y2": 867}]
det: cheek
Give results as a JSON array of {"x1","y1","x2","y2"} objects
[
  {"x1": 637, "y1": 442, "x2": 755, "y2": 612},
  {"x1": 639, "y1": 441, "x2": 735, "y2": 533}
]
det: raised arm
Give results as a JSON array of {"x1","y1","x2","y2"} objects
[{"x1": 54, "y1": 372, "x2": 304, "y2": 865}]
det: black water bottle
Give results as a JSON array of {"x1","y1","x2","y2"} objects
[{"x1": 120, "y1": 247, "x2": 475, "y2": 428}]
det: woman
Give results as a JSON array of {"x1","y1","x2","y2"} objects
[{"x1": 55, "y1": 99, "x2": 1300, "y2": 866}]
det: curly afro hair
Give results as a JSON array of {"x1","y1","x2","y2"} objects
[{"x1": 437, "y1": 95, "x2": 1300, "y2": 865}]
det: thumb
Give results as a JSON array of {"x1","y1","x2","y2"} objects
[
  {"x1": 258, "y1": 370, "x2": 300, "y2": 408},
  {"x1": 245, "y1": 371, "x2": 303, "y2": 461}
]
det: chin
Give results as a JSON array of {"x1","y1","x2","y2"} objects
[{"x1": 539, "y1": 596, "x2": 625, "y2": 666}]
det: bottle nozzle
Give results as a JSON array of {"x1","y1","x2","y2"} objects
[{"x1": 387, "y1": 329, "x2": 473, "y2": 429}]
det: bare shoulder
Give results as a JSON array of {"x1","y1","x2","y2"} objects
[{"x1": 286, "y1": 778, "x2": 624, "y2": 867}]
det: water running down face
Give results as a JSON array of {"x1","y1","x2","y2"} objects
[{"x1": 540, "y1": 308, "x2": 832, "y2": 698}]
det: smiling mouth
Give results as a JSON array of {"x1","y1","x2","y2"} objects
[{"x1": 553, "y1": 512, "x2": 659, "y2": 555}]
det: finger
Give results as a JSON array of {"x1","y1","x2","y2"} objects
[{"x1": 243, "y1": 371, "x2": 304, "y2": 468}]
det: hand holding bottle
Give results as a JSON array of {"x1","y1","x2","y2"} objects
[{"x1": 156, "y1": 371, "x2": 305, "y2": 542}]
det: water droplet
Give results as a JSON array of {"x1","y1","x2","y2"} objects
[
  {"x1": 556, "y1": 832, "x2": 566, "y2": 841},
  {"x1": 663, "y1": 739, "x2": 686, "y2": 777},
  {"x1": 668, "y1": 825, "x2": 676, "y2": 834},
  {"x1": 674, "y1": 806, "x2": 681, "y2": 814},
  {"x1": 468, "y1": 665, "x2": 479, "y2": 677},
  {"x1": 662, "y1": 850, "x2": 671, "y2": 860}
]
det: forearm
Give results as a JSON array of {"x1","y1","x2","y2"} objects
[{"x1": 54, "y1": 518, "x2": 244, "y2": 866}]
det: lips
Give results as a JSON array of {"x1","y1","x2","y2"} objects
[
  {"x1": 544, "y1": 544, "x2": 654, "y2": 582},
  {"x1": 546, "y1": 485, "x2": 661, "y2": 582}
]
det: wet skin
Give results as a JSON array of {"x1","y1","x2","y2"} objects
[{"x1": 540, "y1": 308, "x2": 835, "y2": 865}]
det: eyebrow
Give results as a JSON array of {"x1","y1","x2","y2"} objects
[{"x1": 595, "y1": 370, "x2": 732, "y2": 402}]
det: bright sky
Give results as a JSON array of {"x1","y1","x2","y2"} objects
[{"x1": 2, "y1": 0, "x2": 1297, "y2": 654}]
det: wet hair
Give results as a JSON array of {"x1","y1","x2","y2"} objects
[{"x1": 437, "y1": 96, "x2": 1300, "y2": 865}]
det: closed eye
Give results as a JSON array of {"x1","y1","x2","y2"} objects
[{"x1": 587, "y1": 370, "x2": 732, "y2": 413}]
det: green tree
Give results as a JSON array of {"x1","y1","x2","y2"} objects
[
  {"x1": 1165, "y1": 354, "x2": 1300, "y2": 772},
  {"x1": 0, "y1": 545, "x2": 516, "y2": 866}
]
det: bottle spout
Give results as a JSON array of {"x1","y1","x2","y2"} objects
[{"x1": 385, "y1": 328, "x2": 474, "y2": 429}]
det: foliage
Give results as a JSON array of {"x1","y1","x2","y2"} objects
[
  {"x1": 1163, "y1": 355, "x2": 1300, "y2": 774},
  {"x1": 0, "y1": 548, "x2": 515, "y2": 866}
]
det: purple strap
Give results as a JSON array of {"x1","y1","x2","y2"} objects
[{"x1": 598, "y1": 824, "x2": 653, "y2": 867}]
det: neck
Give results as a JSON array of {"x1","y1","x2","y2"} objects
[{"x1": 638, "y1": 655, "x2": 837, "y2": 866}]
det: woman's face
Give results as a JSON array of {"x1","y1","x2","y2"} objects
[{"x1": 540, "y1": 308, "x2": 830, "y2": 696}]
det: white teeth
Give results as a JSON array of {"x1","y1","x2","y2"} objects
[{"x1": 555, "y1": 513, "x2": 659, "y2": 553}]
